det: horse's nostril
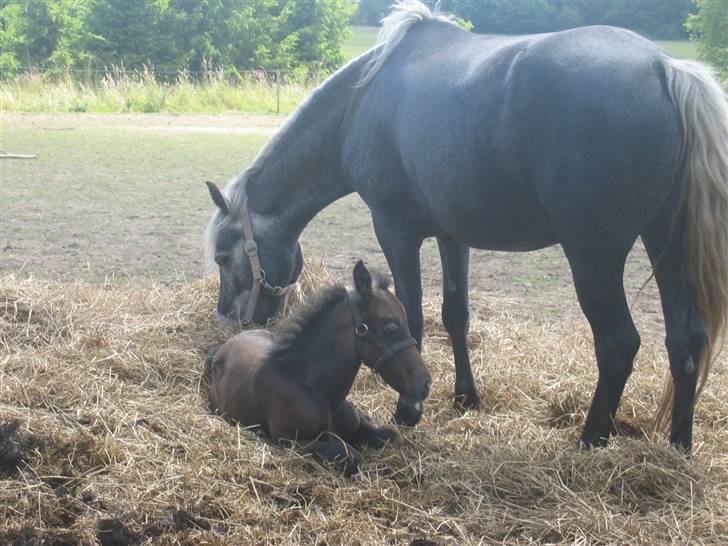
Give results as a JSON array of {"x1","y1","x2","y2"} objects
[{"x1": 423, "y1": 379, "x2": 432, "y2": 397}]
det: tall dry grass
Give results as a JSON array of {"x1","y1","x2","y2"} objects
[
  {"x1": 0, "y1": 69, "x2": 313, "y2": 114},
  {"x1": 0, "y1": 264, "x2": 726, "y2": 544}
]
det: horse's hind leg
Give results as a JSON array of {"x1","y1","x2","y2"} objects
[
  {"x1": 642, "y1": 212, "x2": 707, "y2": 452},
  {"x1": 437, "y1": 235, "x2": 480, "y2": 410},
  {"x1": 563, "y1": 244, "x2": 641, "y2": 447}
]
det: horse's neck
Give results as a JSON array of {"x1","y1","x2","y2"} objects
[{"x1": 245, "y1": 57, "x2": 368, "y2": 237}]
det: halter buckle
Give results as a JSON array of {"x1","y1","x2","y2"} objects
[{"x1": 244, "y1": 240, "x2": 258, "y2": 257}]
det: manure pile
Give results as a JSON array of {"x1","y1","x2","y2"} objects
[{"x1": 1, "y1": 267, "x2": 726, "y2": 545}]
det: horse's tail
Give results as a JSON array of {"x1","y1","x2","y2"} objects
[{"x1": 654, "y1": 58, "x2": 728, "y2": 431}]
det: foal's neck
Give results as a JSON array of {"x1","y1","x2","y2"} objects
[{"x1": 287, "y1": 300, "x2": 361, "y2": 410}]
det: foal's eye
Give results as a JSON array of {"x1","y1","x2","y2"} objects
[
  {"x1": 384, "y1": 323, "x2": 400, "y2": 336},
  {"x1": 214, "y1": 253, "x2": 229, "y2": 266}
]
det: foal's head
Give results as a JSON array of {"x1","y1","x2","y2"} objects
[{"x1": 350, "y1": 261, "x2": 431, "y2": 405}]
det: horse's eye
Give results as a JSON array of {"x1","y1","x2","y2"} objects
[
  {"x1": 215, "y1": 253, "x2": 229, "y2": 266},
  {"x1": 384, "y1": 323, "x2": 400, "y2": 335}
]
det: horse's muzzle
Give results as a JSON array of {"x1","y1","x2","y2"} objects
[{"x1": 392, "y1": 398, "x2": 424, "y2": 427}]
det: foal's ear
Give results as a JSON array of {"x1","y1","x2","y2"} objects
[
  {"x1": 353, "y1": 260, "x2": 373, "y2": 298},
  {"x1": 206, "y1": 181, "x2": 230, "y2": 215}
]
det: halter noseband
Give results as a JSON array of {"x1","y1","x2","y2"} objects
[
  {"x1": 347, "y1": 291, "x2": 418, "y2": 373},
  {"x1": 239, "y1": 194, "x2": 296, "y2": 323}
]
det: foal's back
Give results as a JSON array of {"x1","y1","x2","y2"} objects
[{"x1": 208, "y1": 330, "x2": 273, "y2": 425}]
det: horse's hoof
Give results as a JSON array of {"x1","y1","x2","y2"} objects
[
  {"x1": 577, "y1": 435, "x2": 608, "y2": 450},
  {"x1": 365, "y1": 427, "x2": 399, "y2": 449},
  {"x1": 392, "y1": 399, "x2": 423, "y2": 427},
  {"x1": 453, "y1": 390, "x2": 481, "y2": 412}
]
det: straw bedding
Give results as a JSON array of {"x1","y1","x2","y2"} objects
[{"x1": 1, "y1": 264, "x2": 726, "y2": 545}]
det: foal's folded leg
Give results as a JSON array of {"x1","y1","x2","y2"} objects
[
  {"x1": 301, "y1": 435, "x2": 363, "y2": 477},
  {"x1": 265, "y1": 392, "x2": 362, "y2": 476},
  {"x1": 333, "y1": 400, "x2": 399, "y2": 450}
]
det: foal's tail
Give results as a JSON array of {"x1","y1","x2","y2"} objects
[
  {"x1": 655, "y1": 58, "x2": 728, "y2": 431},
  {"x1": 204, "y1": 344, "x2": 223, "y2": 382}
]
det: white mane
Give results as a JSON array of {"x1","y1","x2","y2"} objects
[{"x1": 357, "y1": 0, "x2": 458, "y2": 86}]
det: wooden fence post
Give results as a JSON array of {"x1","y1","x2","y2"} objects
[{"x1": 276, "y1": 70, "x2": 281, "y2": 114}]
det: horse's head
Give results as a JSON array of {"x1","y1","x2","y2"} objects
[
  {"x1": 350, "y1": 261, "x2": 431, "y2": 407},
  {"x1": 206, "y1": 182, "x2": 303, "y2": 325}
]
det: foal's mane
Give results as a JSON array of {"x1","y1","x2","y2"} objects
[
  {"x1": 267, "y1": 271, "x2": 392, "y2": 363},
  {"x1": 267, "y1": 284, "x2": 348, "y2": 362}
]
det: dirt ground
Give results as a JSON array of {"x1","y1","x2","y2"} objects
[{"x1": 2, "y1": 113, "x2": 661, "y2": 329}]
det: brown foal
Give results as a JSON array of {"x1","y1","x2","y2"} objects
[{"x1": 208, "y1": 261, "x2": 431, "y2": 475}]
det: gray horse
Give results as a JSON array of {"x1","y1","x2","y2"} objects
[{"x1": 205, "y1": 1, "x2": 728, "y2": 452}]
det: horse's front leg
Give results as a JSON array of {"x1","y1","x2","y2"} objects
[
  {"x1": 437, "y1": 235, "x2": 480, "y2": 410},
  {"x1": 332, "y1": 400, "x2": 399, "y2": 449},
  {"x1": 268, "y1": 412, "x2": 362, "y2": 476},
  {"x1": 300, "y1": 437, "x2": 363, "y2": 476},
  {"x1": 371, "y1": 215, "x2": 425, "y2": 426}
]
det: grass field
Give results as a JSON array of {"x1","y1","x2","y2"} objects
[
  {"x1": 342, "y1": 25, "x2": 381, "y2": 59},
  {"x1": 654, "y1": 40, "x2": 699, "y2": 59},
  {"x1": 1, "y1": 112, "x2": 661, "y2": 321},
  {"x1": 348, "y1": 27, "x2": 701, "y2": 61}
]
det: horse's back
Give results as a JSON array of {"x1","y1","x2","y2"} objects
[
  {"x1": 208, "y1": 330, "x2": 273, "y2": 425},
  {"x1": 345, "y1": 22, "x2": 681, "y2": 250}
]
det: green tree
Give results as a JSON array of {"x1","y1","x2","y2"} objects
[
  {"x1": 284, "y1": 0, "x2": 356, "y2": 71},
  {"x1": 0, "y1": 0, "x2": 91, "y2": 76},
  {"x1": 0, "y1": 2, "x2": 23, "y2": 76},
  {"x1": 687, "y1": 0, "x2": 728, "y2": 77},
  {"x1": 84, "y1": 0, "x2": 177, "y2": 72},
  {"x1": 439, "y1": 0, "x2": 695, "y2": 38},
  {"x1": 352, "y1": 0, "x2": 388, "y2": 26}
]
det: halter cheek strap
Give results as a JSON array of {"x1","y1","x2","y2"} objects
[
  {"x1": 347, "y1": 291, "x2": 418, "y2": 373},
  {"x1": 240, "y1": 194, "x2": 295, "y2": 323}
]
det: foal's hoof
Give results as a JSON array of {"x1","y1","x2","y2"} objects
[
  {"x1": 453, "y1": 390, "x2": 481, "y2": 412},
  {"x1": 364, "y1": 427, "x2": 399, "y2": 450},
  {"x1": 342, "y1": 454, "x2": 362, "y2": 477},
  {"x1": 392, "y1": 399, "x2": 423, "y2": 427}
]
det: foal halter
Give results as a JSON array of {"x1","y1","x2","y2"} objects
[
  {"x1": 347, "y1": 291, "x2": 418, "y2": 373},
  {"x1": 239, "y1": 194, "x2": 296, "y2": 323}
]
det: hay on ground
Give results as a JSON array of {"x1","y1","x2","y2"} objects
[{"x1": 0, "y1": 265, "x2": 726, "y2": 544}]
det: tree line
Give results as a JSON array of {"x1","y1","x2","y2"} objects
[
  {"x1": 356, "y1": 0, "x2": 697, "y2": 38},
  {"x1": 1, "y1": 1, "x2": 726, "y2": 80},
  {"x1": 0, "y1": 0, "x2": 355, "y2": 78}
]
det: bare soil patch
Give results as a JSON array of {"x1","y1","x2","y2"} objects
[{"x1": 1, "y1": 113, "x2": 660, "y2": 326}]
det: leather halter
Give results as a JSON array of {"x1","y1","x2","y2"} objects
[
  {"x1": 347, "y1": 290, "x2": 418, "y2": 373},
  {"x1": 240, "y1": 194, "x2": 296, "y2": 323}
]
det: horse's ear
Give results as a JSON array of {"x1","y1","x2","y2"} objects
[
  {"x1": 353, "y1": 260, "x2": 373, "y2": 298},
  {"x1": 206, "y1": 181, "x2": 230, "y2": 215}
]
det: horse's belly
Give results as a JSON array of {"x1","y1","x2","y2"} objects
[
  {"x1": 410, "y1": 169, "x2": 557, "y2": 250},
  {"x1": 435, "y1": 202, "x2": 557, "y2": 251}
]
